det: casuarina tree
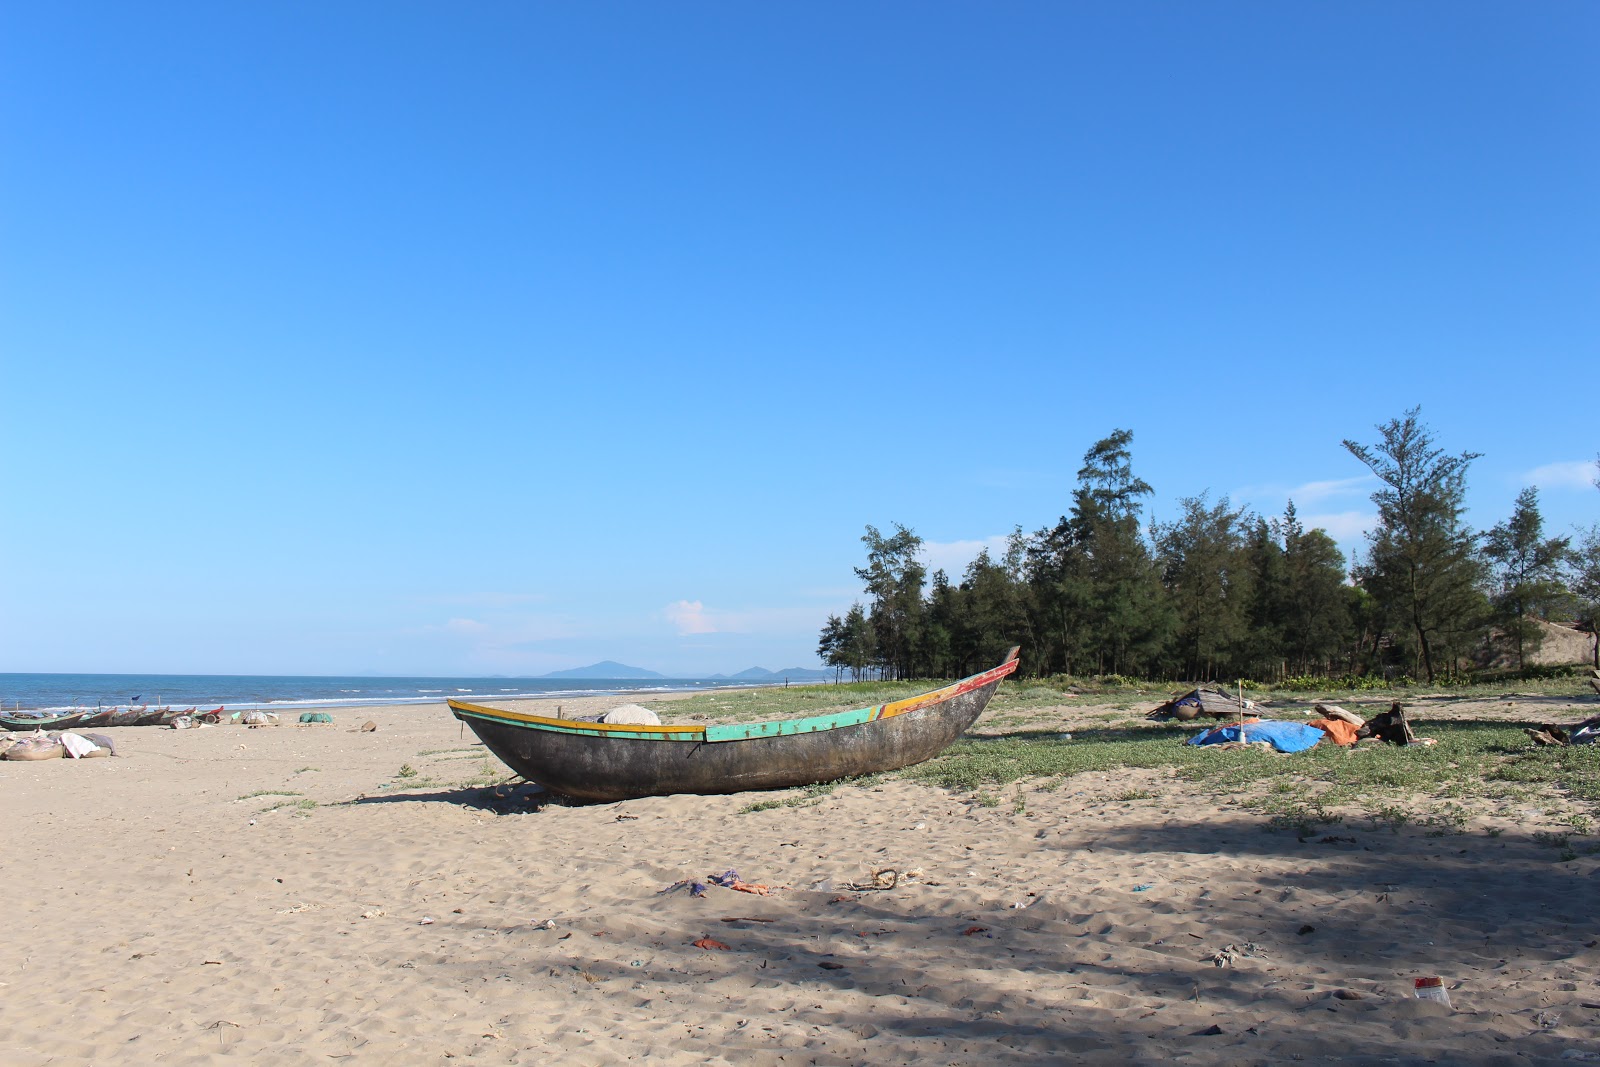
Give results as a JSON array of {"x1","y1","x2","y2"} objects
[
  {"x1": 1484, "y1": 487, "x2": 1572, "y2": 670},
  {"x1": 1567, "y1": 455, "x2": 1600, "y2": 668},
  {"x1": 1344, "y1": 407, "x2": 1487, "y2": 683}
]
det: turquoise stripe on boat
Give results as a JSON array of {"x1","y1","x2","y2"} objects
[
  {"x1": 705, "y1": 706, "x2": 881, "y2": 743},
  {"x1": 454, "y1": 709, "x2": 706, "y2": 742}
]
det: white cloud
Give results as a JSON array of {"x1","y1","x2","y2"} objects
[
  {"x1": 444, "y1": 617, "x2": 488, "y2": 633},
  {"x1": 665, "y1": 599, "x2": 718, "y2": 635},
  {"x1": 1286, "y1": 476, "x2": 1379, "y2": 505},
  {"x1": 1298, "y1": 510, "x2": 1378, "y2": 541},
  {"x1": 920, "y1": 535, "x2": 1011, "y2": 578},
  {"x1": 1232, "y1": 474, "x2": 1377, "y2": 508},
  {"x1": 1523, "y1": 459, "x2": 1600, "y2": 492}
]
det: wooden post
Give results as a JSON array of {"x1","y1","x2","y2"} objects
[{"x1": 1238, "y1": 681, "x2": 1246, "y2": 745}]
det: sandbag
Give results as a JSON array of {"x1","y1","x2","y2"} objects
[
  {"x1": 600, "y1": 704, "x2": 660, "y2": 725},
  {"x1": 5, "y1": 737, "x2": 64, "y2": 760}
]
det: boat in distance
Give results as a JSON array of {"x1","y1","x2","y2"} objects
[
  {"x1": 0, "y1": 706, "x2": 214, "y2": 731},
  {"x1": 447, "y1": 649, "x2": 1021, "y2": 802}
]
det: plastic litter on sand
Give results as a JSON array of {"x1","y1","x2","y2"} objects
[{"x1": 1413, "y1": 976, "x2": 1453, "y2": 1008}]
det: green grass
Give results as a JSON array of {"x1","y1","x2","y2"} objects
[
  {"x1": 737, "y1": 781, "x2": 839, "y2": 814},
  {"x1": 899, "y1": 720, "x2": 1600, "y2": 824},
  {"x1": 456, "y1": 758, "x2": 511, "y2": 787},
  {"x1": 661, "y1": 673, "x2": 1592, "y2": 730},
  {"x1": 256, "y1": 796, "x2": 318, "y2": 814},
  {"x1": 640, "y1": 674, "x2": 1597, "y2": 828}
]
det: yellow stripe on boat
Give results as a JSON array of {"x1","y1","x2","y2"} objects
[{"x1": 447, "y1": 699, "x2": 705, "y2": 740}]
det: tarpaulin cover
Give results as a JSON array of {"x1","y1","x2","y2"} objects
[{"x1": 1186, "y1": 720, "x2": 1325, "y2": 753}]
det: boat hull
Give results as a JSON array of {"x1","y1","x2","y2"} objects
[
  {"x1": 0, "y1": 707, "x2": 190, "y2": 731},
  {"x1": 0, "y1": 712, "x2": 87, "y2": 732},
  {"x1": 450, "y1": 653, "x2": 1018, "y2": 802}
]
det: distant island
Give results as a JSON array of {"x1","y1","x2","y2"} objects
[
  {"x1": 540, "y1": 661, "x2": 665, "y2": 679},
  {"x1": 707, "y1": 666, "x2": 835, "y2": 681}
]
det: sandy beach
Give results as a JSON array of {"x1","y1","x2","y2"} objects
[{"x1": 2, "y1": 690, "x2": 1597, "y2": 1065}]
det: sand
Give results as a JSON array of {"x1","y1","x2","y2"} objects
[{"x1": 1, "y1": 692, "x2": 1597, "y2": 1065}]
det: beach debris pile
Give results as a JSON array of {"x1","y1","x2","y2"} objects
[
  {"x1": 1186, "y1": 720, "x2": 1325, "y2": 753},
  {"x1": 1209, "y1": 941, "x2": 1266, "y2": 968},
  {"x1": 709, "y1": 869, "x2": 778, "y2": 895},
  {"x1": 1148, "y1": 689, "x2": 1257, "y2": 722},
  {"x1": 0, "y1": 731, "x2": 116, "y2": 760},
  {"x1": 843, "y1": 868, "x2": 899, "y2": 892},
  {"x1": 661, "y1": 869, "x2": 782, "y2": 897},
  {"x1": 1186, "y1": 702, "x2": 1435, "y2": 753},
  {"x1": 1524, "y1": 712, "x2": 1600, "y2": 747}
]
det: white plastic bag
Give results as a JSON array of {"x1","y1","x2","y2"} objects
[{"x1": 60, "y1": 733, "x2": 99, "y2": 759}]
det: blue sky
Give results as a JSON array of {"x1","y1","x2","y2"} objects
[{"x1": 2, "y1": 3, "x2": 1595, "y2": 676}]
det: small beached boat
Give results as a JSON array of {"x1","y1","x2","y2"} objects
[
  {"x1": 0, "y1": 705, "x2": 193, "y2": 731},
  {"x1": 447, "y1": 648, "x2": 1021, "y2": 801},
  {"x1": 0, "y1": 710, "x2": 90, "y2": 732}
]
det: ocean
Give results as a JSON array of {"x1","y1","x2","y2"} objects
[{"x1": 0, "y1": 673, "x2": 769, "y2": 713}]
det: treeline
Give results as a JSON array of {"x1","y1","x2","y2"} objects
[{"x1": 819, "y1": 410, "x2": 1600, "y2": 684}]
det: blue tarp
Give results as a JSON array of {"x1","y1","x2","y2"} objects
[{"x1": 1186, "y1": 720, "x2": 1325, "y2": 753}]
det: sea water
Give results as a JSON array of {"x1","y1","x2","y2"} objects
[{"x1": 0, "y1": 673, "x2": 763, "y2": 713}]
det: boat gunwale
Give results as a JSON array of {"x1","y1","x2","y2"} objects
[{"x1": 446, "y1": 652, "x2": 1020, "y2": 743}]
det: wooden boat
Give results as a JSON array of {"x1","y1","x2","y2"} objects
[
  {"x1": 0, "y1": 705, "x2": 193, "y2": 731},
  {"x1": 447, "y1": 648, "x2": 1021, "y2": 801},
  {"x1": 0, "y1": 710, "x2": 89, "y2": 732}
]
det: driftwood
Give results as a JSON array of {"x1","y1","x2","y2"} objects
[
  {"x1": 1357, "y1": 703, "x2": 1417, "y2": 745},
  {"x1": 1525, "y1": 712, "x2": 1600, "y2": 747},
  {"x1": 1314, "y1": 704, "x2": 1366, "y2": 727}
]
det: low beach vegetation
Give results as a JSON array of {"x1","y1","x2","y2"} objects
[
  {"x1": 662, "y1": 669, "x2": 1590, "y2": 724},
  {"x1": 905, "y1": 719, "x2": 1600, "y2": 835},
  {"x1": 730, "y1": 713, "x2": 1599, "y2": 843},
  {"x1": 254, "y1": 795, "x2": 317, "y2": 815}
]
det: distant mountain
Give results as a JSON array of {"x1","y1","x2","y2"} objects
[
  {"x1": 726, "y1": 666, "x2": 834, "y2": 681},
  {"x1": 541, "y1": 661, "x2": 665, "y2": 679}
]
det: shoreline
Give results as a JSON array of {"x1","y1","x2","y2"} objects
[{"x1": 1, "y1": 677, "x2": 814, "y2": 715}]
